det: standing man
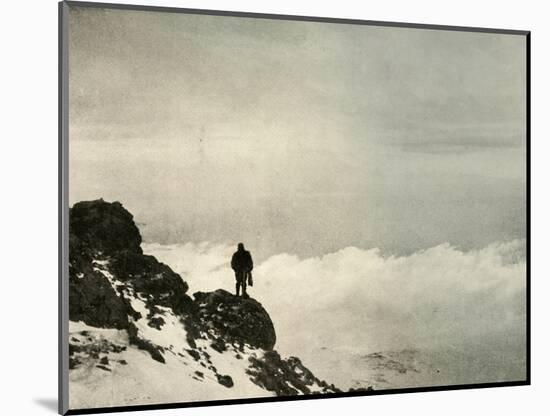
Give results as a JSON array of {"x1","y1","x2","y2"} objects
[{"x1": 231, "y1": 243, "x2": 253, "y2": 298}]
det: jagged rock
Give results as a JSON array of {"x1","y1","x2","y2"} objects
[
  {"x1": 186, "y1": 349, "x2": 201, "y2": 361},
  {"x1": 246, "y1": 351, "x2": 340, "y2": 396},
  {"x1": 193, "y1": 289, "x2": 276, "y2": 350},
  {"x1": 127, "y1": 323, "x2": 165, "y2": 364},
  {"x1": 210, "y1": 337, "x2": 227, "y2": 353},
  {"x1": 148, "y1": 316, "x2": 165, "y2": 330},
  {"x1": 69, "y1": 272, "x2": 129, "y2": 329},
  {"x1": 68, "y1": 199, "x2": 194, "y2": 327},
  {"x1": 109, "y1": 250, "x2": 192, "y2": 315},
  {"x1": 69, "y1": 357, "x2": 81, "y2": 369},
  {"x1": 70, "y1": 199, "x2": 142, "y2": 255},
  {"x1": 216, "y1": 374, "x2": 234, "y2": 388}
]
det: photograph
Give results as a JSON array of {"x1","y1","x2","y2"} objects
[{"x1": 62, "y1": 1, "x2": 528, "y2": 413}]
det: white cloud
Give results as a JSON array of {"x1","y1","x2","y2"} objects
[{"x1": 144, "y1": 240, "x2": 526, "y2": 375}]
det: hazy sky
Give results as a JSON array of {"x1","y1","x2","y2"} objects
[{"x1": 69, "y1": 6, "x2": 527, "y2": 259}]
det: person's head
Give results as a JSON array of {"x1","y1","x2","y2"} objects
[{"x1": 237, "y1": 243, "x2": 244, "y2": 251}]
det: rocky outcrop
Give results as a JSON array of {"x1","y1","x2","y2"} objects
[
  {"x1": 108, "y1": 250, "x2": 192, "y2": 315},
  {"x1": 68, "y1": 199, "x2": 347, "y2": 401},
  {"x1": 69, "y1": 271, "x2": 129, "y2": 329},
  {"x1": 68, "y1": 199, "x2": 194, "y2": 366},
  {"x1": 70, "y1": 199, "x2": 142, "y2": 255},
  {"x1": 69, "y1": 199, "x2": 193, "y2": 330},
  {"x1": 193, "y1": 289, "x2": 276, "y2": 350},
  {"x1": 247, "y1": 351, "x2": 341, "y2": 395}
]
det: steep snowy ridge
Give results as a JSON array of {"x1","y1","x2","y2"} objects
[{"x1": 68, "y1": 199, "x2": 340, "y2": 410}]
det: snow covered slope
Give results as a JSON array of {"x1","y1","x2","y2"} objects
[{"x1": 68, "y1": 200, "x2": 340, "y2": 410}]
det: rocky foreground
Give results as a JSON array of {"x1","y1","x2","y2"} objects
[{"x1": 68, "y1": 199, "x2": 340, "y2": 410}]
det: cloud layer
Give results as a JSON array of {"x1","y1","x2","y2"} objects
[{"x1": 144, "y1": 240, "x2": 526, "y2": 366}]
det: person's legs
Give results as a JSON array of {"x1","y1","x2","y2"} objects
[
  {"x1": 235, "y1": 271, "x2": 249, "y2": 298},
  {"x1": 242, "y1": 277, "x2": 247, "y2": 297}
]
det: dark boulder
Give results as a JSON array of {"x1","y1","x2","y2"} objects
[
  {"x1": 70, "y1": 199, "x2": 142, "y2": 255},
  {"x1": 193, "y1": 289, "x2": 276, "y2": 350},
  {"x1": 69, "y1": 272, "x2": 129, "y2": 329},
  {"x1": 216, "y1": 374, "x2": 234, "y2": 388}
]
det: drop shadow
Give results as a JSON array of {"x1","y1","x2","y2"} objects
[{"x1": 34, "y1": 398, "x2": 58, "y2": 413}]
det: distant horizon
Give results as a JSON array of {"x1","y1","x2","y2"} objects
[{"x1": 70, "y1": 195, "x2": 527, "y2": 264}]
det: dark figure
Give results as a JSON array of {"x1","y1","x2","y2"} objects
[{"x1": 231, "y1": 243, "x2": 253, "y2": 297}]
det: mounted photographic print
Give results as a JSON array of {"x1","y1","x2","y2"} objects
[{"x1": 58, "y1": 1, "x2": 530, "y2": 414}]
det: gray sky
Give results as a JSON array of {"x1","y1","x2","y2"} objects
[{"x1": 69, "y1": 6, "x2": 527, "y2": 259}]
